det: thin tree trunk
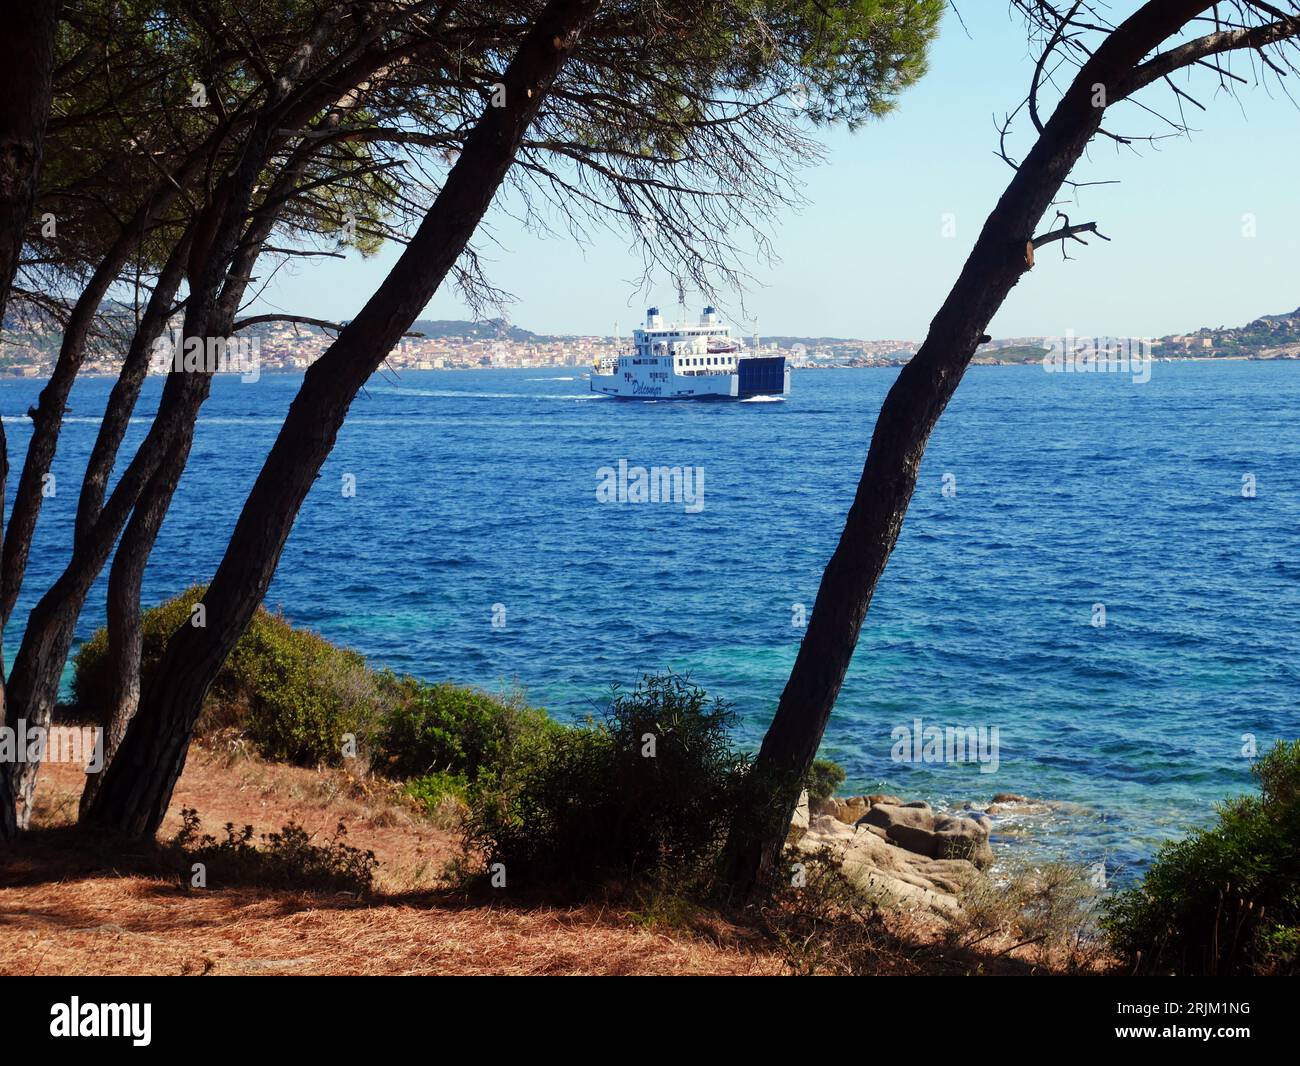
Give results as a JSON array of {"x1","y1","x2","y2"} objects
[
  {"x1": 76, "y1": 466, "x2": 165, "y2": 816},
  {"x1": 3, "y1": 9, "x2": 439, "y2": 832},
  {"x1": 85, "y1": 0, "x2": 604, "y2": 839},
  {"x1": 72, "y1": 231, "x2": 191, "y2": 815},
  {"x1": 0, "y1": 0, "x2": 58, "y2": 320},
  {"x1": 73, "y1": 226, "x2": 194, "y2": 545},
  {"x1": 722, "y1": 0, "x2": 1213, "y2": 898},
  {"x1": 0, "y1": 0, "x2": 61, "y2": 843},
  {"x1": 0, "y1": 0, "x2": 374, "y2": 628},
  {"x1": 0, "y1": 25, "x2": 450, "y2": 773},
  {"x1": 0, "y1": 202, "x2": 159, "y2": 625},
  {"x1": 79, "y1": 106, "x2": 354, "y2": 811},
  {"x1": 2, "y1": 6, "x2": 349, "y2": 829}
]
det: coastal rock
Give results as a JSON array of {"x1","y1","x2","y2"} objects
[
  {"x1": 814, "y1": 795, "x2": 870, "y2": 825},
  {"x1": 860, "y1": 802, "x2": 935, "y2": 834},
  {"x1": 787, "y1": 792, "x2": 1000, "y2": 911},
  {"x1": 797, "y1": 814, "x2": 976, "y2": 915},
  {"x1": 857, "y1": 802, "x2": 994, "y2": 869},
  {"x1": 985, "y1": 794, "x2": 1055, "y2": 817},
  {"x1": 931, "y1": 815, "x2": 994, "y2": 868},
  {"x1": 858, "y1": 821, "x2": 889, "y2": 843}
]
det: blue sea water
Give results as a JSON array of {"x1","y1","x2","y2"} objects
[{"x1": 3, "y1": 359, "x2": 1298, "y2": 879}]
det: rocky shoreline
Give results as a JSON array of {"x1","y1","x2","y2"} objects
[{"x1": 789, "y1": 791, "x2": 1045, "y2": 914}]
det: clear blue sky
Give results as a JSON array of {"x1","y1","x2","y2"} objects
[{"x1": 249, "y1": 5, "x2": 1300, "y2": 340}]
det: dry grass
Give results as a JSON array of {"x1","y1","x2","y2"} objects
[
  {"x1": 0, "y1": 747, "x2": 780, "y2": 976},
  {"x1": 0, "y1": 748, "x2": 1118, "y2": 976},
  {"x1": 946, "y1": 861, "x2": 1115, "y2": 973}
]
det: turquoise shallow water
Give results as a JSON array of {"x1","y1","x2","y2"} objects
[{"x1": 4, "y1": 359, "x2": 1297, "y2": 879}]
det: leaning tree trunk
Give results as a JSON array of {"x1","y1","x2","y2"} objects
[
  {"x1": 0, "y1": 0, "x2": 57, "y2": 321},
  {"x1": 19, "y1": 225, "x2": 189, "y2": 821},
  {"x1": 4, "y1": 168, "x2": 249, "y2": 828},
  {"x1": 76, "y1": 467, "x2": 167, "y2": 816},
  {"x1": 73, "y1": 224, "x2": 194, "y2": 544},
  {"x1": 4, "y1": 11, "x2": 438, "y2": 830},
  {"x1": 0, "y1": 160, "x2": 201, "y2": 627},
  {"x1": 79, "y1": 107, "x2": 349, "y2": 812},
  {"x1": 84, "y1": 0, "x2": 605, "y2": 839},
  {"x1": 0, "y1": 0, "x2": 60, "y2": 843},
  {"x1": 722, "y1": 0, "x2": 1217, "y2": 897},
  {"x1": 3, "y1": 3, "x2": 355, "y2": 829}
]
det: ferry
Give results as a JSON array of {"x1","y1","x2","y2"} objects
[{"x1": 590, "y1": 306, "x2": 790, "y2": 400}]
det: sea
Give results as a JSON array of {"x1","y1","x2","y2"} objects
[{"x1": 3, "y1": 358, "x2": 1297, "y2": 880}]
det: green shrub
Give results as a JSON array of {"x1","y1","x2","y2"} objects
[
  {"x1": 464, "y1": 673, "x2": 750, "y2": 890},
  {"x1": 72, "y1": 586, "x2": 389, "y2": 766},
  {"x1": 71, "y1": 588, "x2": 563, "y2": 779},
  {"x1": 804, "y1": 758, "x2": 847, "y2": 802},
  {"x1": 405, "y1": 770, "x2": 470, "y2": 810},
  {"x1": 373, "y1": 679, "x2": 555, "y2": 782},
  {"x1": 71, "y1": 585, "x2": 206, "y2": 717},
  {"x1": 1102, "y1": 739, "x2": 1300, "y2": 975},
  {"x1": 222, "y1": 617, "x2": 386, "y2": 765}
]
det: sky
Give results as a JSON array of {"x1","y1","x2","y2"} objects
[{"x1": 248, "y1": 4, "x2": 1300, "y2": 341}]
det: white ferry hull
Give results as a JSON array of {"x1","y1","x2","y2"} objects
[{"x1": 590, "y1": 355, "x2": 790, "y2": 401}]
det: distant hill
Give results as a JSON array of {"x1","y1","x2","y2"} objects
[
  {"x1": 232, "y1": 316, "x2": 543, "y2": 343},
  {"x1": 972, "y1": 343, "x2": 1049, "y2": 364},
  {"x1": 405, "y1": 318, "x2": 540, "y2": 342},
  {"x1": 1157, "y1": 306, "x2": 1300, "y2": 358}
]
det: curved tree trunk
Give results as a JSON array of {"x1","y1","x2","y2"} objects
[
  {"x1": 0, "y1": 148, "x2": 213, "y2": 626},
  {"x1": 85, "y1": 0, "x2": 604, "y2": 839},
  {"x1": 1, "y1": 3, "x2": 450, "y2": 838},
  {"x1": 1, "y1": 19, "x2": 334, "y2": 829},
  {"x1": 0, "y1": 0, "x2": 57, "y2": 319},
  {"x1": 0, "y1": 0, "x2": 61, "y2": 843},
  {"x1": 78, "y1": 86, "x2": 369, "y2": 813},
  {"x1": 73, "y1": 226, "x2": 194, "y2": 545},
  {"x1": 76, "y1": 466, "x2": 167, "y2": 817},
  {"x1": 722, "y1": 0, "x2": 1216, "y2": 898}
]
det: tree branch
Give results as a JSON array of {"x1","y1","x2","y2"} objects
[{"x1": 1122, "y1": 17, "x2": 1300, "y2": 97}]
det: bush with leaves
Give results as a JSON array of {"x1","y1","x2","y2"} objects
[
  {"x1": 1102, "y1": 739, "x2": 1300, "y2": 975},
  {"x1": 804, "y1": 758, "x2": 846, "y2": 803},
  {"x1": 465, "y1": 674, "x2": 750, "y2": 890},
  {"x1": 405, "y1": 770, "x2": 470, "y2": 810},
  {"x1": 71, "y1": 585, "x2": 205, "y2": 718},
  {"x1": 72, "y1": 586, "x2": 387, "y2": 766},
  {"x1": 373, "y1": 678, "x2": 555, "y2": 782}
]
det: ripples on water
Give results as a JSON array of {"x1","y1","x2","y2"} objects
[{"x1": 4, "y1": 360, "x2": 1297, "y2": 879}]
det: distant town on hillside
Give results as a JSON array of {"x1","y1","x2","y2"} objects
[{"x1": 1, "y1": 304, "x2": 1297, "y2": 377}]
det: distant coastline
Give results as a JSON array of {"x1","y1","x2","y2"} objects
[
  {"x1": 4, "y1": 352, "x2": 1297, "y2": 380},
  {"x1": 4, "y1": 304, "x2": 1297, "y2": 377}
]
